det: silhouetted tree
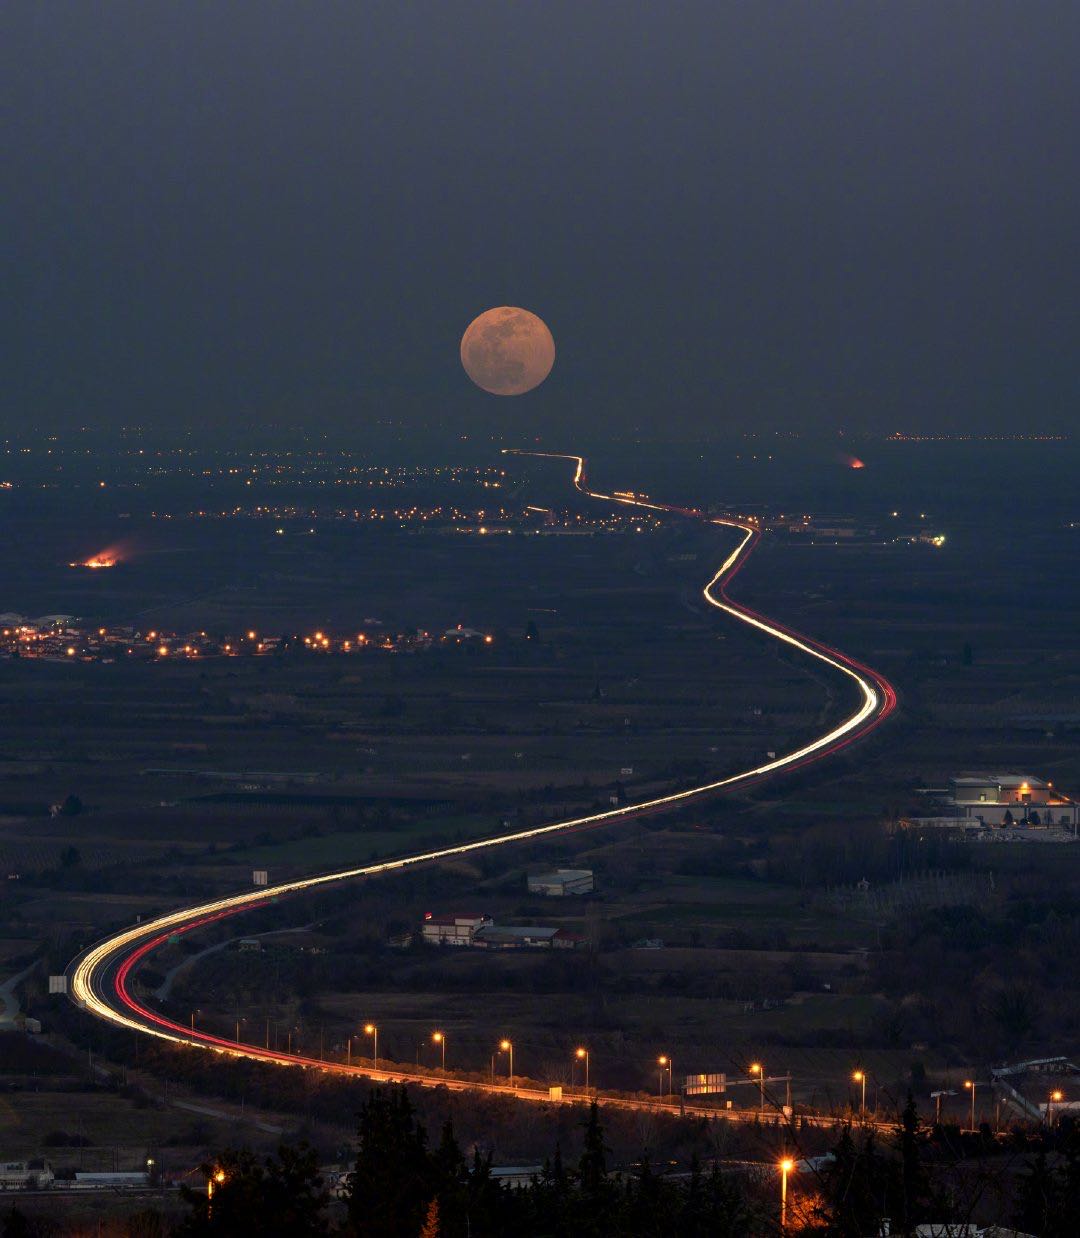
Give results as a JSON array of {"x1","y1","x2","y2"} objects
[
  {"x1": 176, "y1": 1143, "x2": 327, "y2": 1237},
  {"x1": 345, "y1": 1088, "x2": 431, "y2": 1237}
]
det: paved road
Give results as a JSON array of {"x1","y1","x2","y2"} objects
[{"x1": 68, "y1": 451, "x2": 897, "y2": 1123}]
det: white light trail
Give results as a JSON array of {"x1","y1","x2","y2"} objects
[{"x1": 70, "y1": 451, "x2": 895, "y2": 1077}]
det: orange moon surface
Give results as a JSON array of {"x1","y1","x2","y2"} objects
[{"x1": 460, "y1": 306, "x2": 555, "y2": 396}]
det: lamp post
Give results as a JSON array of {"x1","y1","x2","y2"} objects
[
  {"x1": 964, "y1": 1080, "x2": 978, "y2": 1132},
  {"x1": 1048, "y1": 1089, "x2": 1063, "y2": 1127},
  {"x1": 207, "y1": 1168, "x2": 225, "y2": 1221},
  {"x1": 853, "y1": 1069, "x2": 866, "y2": 1116},
  {"x1": 750, "y1": 1062, "x2": 765, "y2": 1116},
  {"x1": 576, "y1": 1046, "x2": 590, "y2": 1094},
  {"x1": 365, "y1": 1023, "x2": 378, "y2": 1070},
  {"x1": 190, "y1": 1009, "x2": 199, "y2": 1033},
  {"x1": 500, "y1": 1039, "x2": 514, "y2": 1088},
  {"x1": 780, "y1": 1158, "x2": 794, "y2": 1232},
  {"x1": 433, "y1": 1031, "x2": 446, "y2": 1072},
  {"x1": 658, "y1": 1055, "x2": 672, "y2": 1100}
]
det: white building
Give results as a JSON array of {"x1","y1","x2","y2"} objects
[
  {"x1": 421, "y1": 914, "x2": 492, "y2": 946},
  {"x1": 946, "y1": 773, "x2": 1077, "y2": 827},
  {"x1": 0, "y1": 1161, "x2": 53, "y2": 1190},
  {"x1": 527, "y1": 868, "x2": 595, "y2": 897}
]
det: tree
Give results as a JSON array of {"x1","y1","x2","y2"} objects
[
  {"x1": 816, "y1": 1124, "x2": 889, "y2": 1237},
  {"x1": 961, "y1": 642, "x2": 973, "y2": 666},
  {"x1": 60, "y1": 794, "x2": 83, "y2": 816},
  {"x1": 575, "y1": 1102, "x2": 618, "y2": 1236},
  {"x1": 430, "y1": 1120, "x2": 469, "y2": 1238},
  {"x1": 345, "y1": 1088, "x2": 432, "y2": 1238},
  {"x1": 59, "y1": 845, "x2": 81, "y2": 868},
  {"x1": 1013, "y1": 1147, "x2": 1055, "y2": 1237},
  {"x1": 1, "y1": 1207, "x2": 31, "y2": 1238},
  {"x1": 622, "y1": 1152, "x2": 677, "y2": 1238},
  {"x1": 895, "y1": 1094, "x2": 933, "y2": 1234}
]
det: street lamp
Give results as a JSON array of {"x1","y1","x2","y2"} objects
[
  {"x1": 365, "y1": 1023, "x2": 378, "y2": 1070},
  {"x1": 190, "y1": 1009, "x2": 200, "y2": 1032},
  {"x1": 750, "y1": 1062, "x2": 765, "y2": 1115},
  {"x1": 1048, "y1": 1089, "x2": 1063, "y2": 1126},
  {"x1": 207, "y1": 1168, "x2": 226, "y2": 1220},
  {"x1": 853, "y1": 1069, "x2": 866, "y2": 1115},
  {"x1": 964, "y1": 1080, "x2": 978, "y2": 1132},
  {"x1": 433, "y1": 1031, "x2": 446, "y2": 1072},
  {"x1": 499, "y1": 1039, "x2": 514, "y2": 1088},
  {"x1": 658, "y1": 1055, "x2": 672, "y2": 1100},
  {"x1": 235, "y1": 1017, "x2": 246, "y2": 1044},
  {"x1": 780, "y1": 1158, "x2": 794, "y2": 1232},
  {"x1": 576, "y1": 1046, "x2": 590, "y2": 1094}
]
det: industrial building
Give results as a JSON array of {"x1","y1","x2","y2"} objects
[
  {"x1": 950, "y1": 773, "x2": 1053, "y2": 806},
  {"x1": 948, "y1": 773, "x2": 1077, "y2": 826},
  {"x1": 0, "y1": 1161, "x2": 54, "y2": 1190},
  {"x1": 909, "y1": 773, "x2": 1079, "y2": 830},
  {"x1": 420, "y1": 913, "x2": 492, "y2": 946},
  {"x1": 526, "y1": 868, "x2": 594, "y2": 897},
  {"x1": 473, "y1": 925, "x2": 578, "y2": 950}
]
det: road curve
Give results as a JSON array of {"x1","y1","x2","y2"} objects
[{"x1": 68, "y1": 451, "x2": 897, "y2": 1107}]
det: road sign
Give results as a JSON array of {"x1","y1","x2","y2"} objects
[{"x1": 685, "y1": 1072, "x2": 727, "y2": 1096}]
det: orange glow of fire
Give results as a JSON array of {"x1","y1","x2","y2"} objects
[
  {"x1": 70, "y1": 549, "x2": 121, "y2": 569},
  {"x1": 843, "y1": 455, "x2": 866, "y2": 470}
]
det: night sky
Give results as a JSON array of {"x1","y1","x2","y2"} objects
[{"x1": 5, "y1": 3, "x2": 1078, "y2": 441}]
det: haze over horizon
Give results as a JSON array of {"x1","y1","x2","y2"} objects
[{"x1": 5, "y1": 2, "x2": 1078, "y2": 442}]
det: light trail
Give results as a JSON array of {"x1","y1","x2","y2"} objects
[{"x1": 68, "y1": 450, "x2": 896, "y2": 1110}]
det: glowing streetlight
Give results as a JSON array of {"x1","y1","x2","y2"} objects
[
  {"x1": 1048, "y1": 1089, "x2": 1064, "y2": 1126},
  {"x1": 207, "y1": 1167, "x2": 226, "y2": 1219},
  {"x1": 365, "y1": 1023, "x2": 378, "y2": 1070},
  {"x1": 780, "y1": 1158, "x2": 794, "y2": 1231},
  {"x1": 750, "y1": 1062, "x2": 765, "y2": 1115},
  {"x1": 964, "y1": 1080, "x2": 978, "y2": 1132},
  {"x1": 433, "y1": 1030, "x2": 446, "y2": 1072},
  {"x1": 853, "y1": 1069, "x2": 867, "y2": 1115},
  {"x1": 499, "y1": 1039, "x2": 514, "y2": 1087},
  {"x1": 658, "y1": 1055, "x2": 672, "y2": 1100},
  {"x1": 576, "y1": 1046, "x2": 590, "y2": 1094}
]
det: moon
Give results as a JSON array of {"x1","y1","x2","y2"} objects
[{"x1": 460, "y1": 306, "x2": 555, "y2": 396}]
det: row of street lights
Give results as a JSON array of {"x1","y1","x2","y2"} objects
[{"x1": 197, "y1": 1016, "x2": 1072, "y2": 1132}]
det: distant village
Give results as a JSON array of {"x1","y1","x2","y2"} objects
[{"x1": 0, "y1": 614, "x2": 496, "y2": 663}]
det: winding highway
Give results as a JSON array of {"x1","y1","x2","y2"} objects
[{"x1": 67, "y1": 451, "x2": 896, "y2": 1112}]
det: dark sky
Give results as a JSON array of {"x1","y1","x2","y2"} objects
[{"x1": 4, "y1": 2, "x2": 1078, "y2": 442}]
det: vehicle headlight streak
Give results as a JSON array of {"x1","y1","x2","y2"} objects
[{"x1": 70, "y1": 451, "x2": 897, "y2": 1070}]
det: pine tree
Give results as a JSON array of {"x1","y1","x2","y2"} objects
[
  {"x1": 575, "y1": 1103, "x2": 618, "y2": 1236},
  {"x1": 892, "y1": 1092, "x2": 933, "y2": 1234},
  {"x1": 345, "y1": 1088, "x2": 432, "y2": 1238},
  {"x1": 431, "y1": 1120, "x2": 469, "y2": 1238}
]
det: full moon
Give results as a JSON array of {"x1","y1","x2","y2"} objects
[{"x1": 460, "y1": 306, "x2": 555, "y2": 396}]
